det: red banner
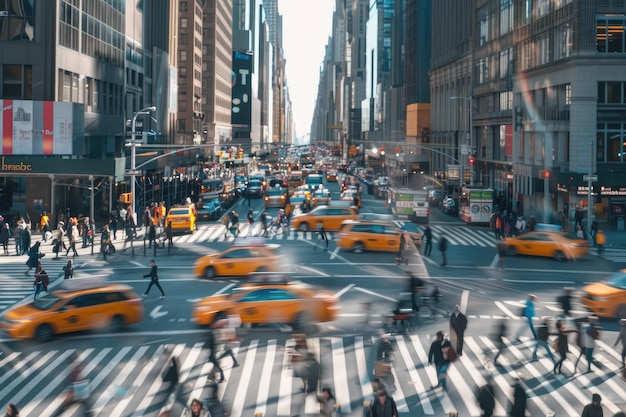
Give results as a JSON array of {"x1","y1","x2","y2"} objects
[
  {"x1": 505, "y1": 124, "x2": 513, "y2": 157},
  {"x1": 2, "y1": 100, "x2": 13, "y2": 154},
  {"x1": 43, "y1": 101, "x2": 54, "y2": 154}
]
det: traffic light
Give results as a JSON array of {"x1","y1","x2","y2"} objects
[
  {"x1": 539, "y1": 170, "x2": 550, "y2": 179},
  {"x1": 237, "y1": 148, "x2": 243, "y2": 159},
  {"x1": 468, "y1": 156, "x2": 475, "y2": 165}
]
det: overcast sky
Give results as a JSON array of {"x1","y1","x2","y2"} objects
[{"x1": 279, "y1": 0, "x2": 335, "y2": 145}]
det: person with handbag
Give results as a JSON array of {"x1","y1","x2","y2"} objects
[{"x1": 63, "y1": 259, "x2": 74, "y2": 279}]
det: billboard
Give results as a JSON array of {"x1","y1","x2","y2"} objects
[
  {"x1": 1, "y1": 100, "x2": 76, "y2": 155},
  {"x1": 231, "y1": 50, "x2": 253, "y2": 129}
]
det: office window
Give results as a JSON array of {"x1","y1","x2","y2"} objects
[
  {"x1": 499, "y1": 48, "x2": 513, "y2": 79},
  {"x1": 180, "y1": 1, "x2": 188, "y2": 12},
  {"x1": 180, "y1": 17, "x2": 188, "y2": 29},
  {"x1": 597, "y1": 16, "x2": 625, "y2": 53},
  {"x1": 180, "y1": 50, "x2": 187, "y2": 62},
  {"x1": 522, "y1": 0, "x2": 531, "y2": 24},
  {"x1": 554, "y1": 23, "x2": 572, "y2": 60},
  {"x1": 477, "y1": 57, "x2": 489, "y2": 84},
  {"x1": 477, "y1": 6, "x2": 489, "y2": 47},
  {"x1": 500, "y1": 0, "x2": 514, "y2": 35},
  {"x1": 520, "y1": 40, "x2": 531, "y2": 70},
  {"x1": 177, "y1": 119, "x2": 186, "y2": 132},
  {"x1": 500, "y1": 91, "x2": 513, "y2": 110},
  {"x1": 537, "y1": 0, "x2": 549, "y2": 17},
  {"x1": 565, "y1": 84, "x2": 571, "y2": 105},
  {"x1": 538, "y1": 33, "x2": 550, "y2": 65},
  {"x1": 2, "y1": 64, "x2": 23, "y2": 98}
]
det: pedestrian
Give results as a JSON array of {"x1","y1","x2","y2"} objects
[
  {"x1": 21, "y1": 224, "x2": 31, "y2": 255},
  {"x1": 428, "y1": 331, "x2": 445, "y2": 386},
  {"x1": 24, "y1": 241, "x2": 43, "y2": 275},
  {"x1": 4, "y1": 403, "x2": 19, "y2": 417},
  {"x1": 14, "y1": 223, "x2": 23, "y2": 256},
  {"x1": 591, "y1": 221, "x2": 599, "y2": 246},
  {"x1": 141, "y1": 259, "x2": 165, "y2": 298},
  {"x1": 438, "y1": 235, "x2": 448, "y2": 266},
  {"x1": 581, "y1": 393, "x2": 603, "y2": 417},
  {"x1": 407, "y1": 272, "x2": 424, "y2": 311},
  {"x1": 317, "y1": 387, "x2": 336, "y2": 417},
  {"x1": 614, "y1": 318, "x2": 626, "y2": 366},
  {"x1": 477, "y1": 378, "x2": 495, "y2": 417},
  {"x1": 509, "y1": 377, "x2": 527, "y2": 417},
  {"x1": 316, "y1": 223, "x2": 329, "y2": 251},
  {"x1": 33, "y1": 262, "x2": 49, "y2": 301},
  {"x1": 369, "y1": 388, "x2": 398, "y2": 417},
  {"x1": 450, "y1": 304, "x2": 468, "y2": 355},
  {"x1": 217, "y1": 313, "x2": 240, "y2": 368},
  {"x1": 52, "y1": 352, "x2": 92, "y2": 417},
  {"x1": 596, "y1": 229, "x2": 606, "y2": 254},
  {"x1": 553, "y1": 319, "x2": 578, "y2": 375},
  {"x1": 206, "y1": 323, "x2": 226, "y2": 383},
  {"x1": 0, "y1": 222, "x2": 10, "y2": 255},
  {"x1": 246, "y1": 209, "x2": 254, "y2": 236},
  {"x1": 576, "y1": 224, "x2": 585, "y2": 239},
  {"x1": 532, "y1": 319, "x2": 556, "y2": 365},
  {"x1": 40, "y1": 211, "x2": 50, "y2": 242},
  {"x1": 422, "y1": 225, "x2": 432, "y2": 256},
  {"x1": 575, "y1": 317, "x2": 601, "y2": 373},
  {"x1": 260, "y1": 211, "x2": 269, "y2": 237},
  {"x1": 492, "y1": 321, "x2": 508, "y2": 366},
  {"x1": 181, "y1": 398, "x2": 208, "y2": 417},
  {"x1": 110, "y1": 210, "x2": 119, "y2": 240},
  {"x1": 431, "y1": 337, "x2": 453, "y2": 391},
  {"x1": 557, "y1": 287, "x2": 573, "y2": 317},
  {"x1": 100, "y1": 224, "x2": 111, "y2": 261},
  {"x1": 574, "y1": 207, "x2": 584, "y2": 229},
  {"x1": 395, "y1": 230, "x2": 411, "y2": 264},
  {"x1": 166, "y1": 221, "x2": 173, "y2": 248},
  {"x1": 147, "y1": 222, "x2": 156, "y2": 248},
  {"x1": 57, "y1": 221, "x2": 68, "y2": 253},
  {"x1": 63, "y1": 259, "x2": 74, "y2": 279},
  {"x1": 514, "y1": 294, "x2": 538, "y2": 342},
  {"x1": 65, "y1": 220, "x2": 78, "y2": 257},
  {"x1": 143, "y1": 205, "x2": 153, "y2": 235},
  {"x1": 228, "y1": 211, "x2": 239, "y2": 239}
]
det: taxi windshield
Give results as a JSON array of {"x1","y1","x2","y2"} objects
[
  {"x1": 606, "y1": 272, "x2": 626, "y2": 289},
  {"x1": 31, "y1": 293, "x2": 62, "y2": 310}
]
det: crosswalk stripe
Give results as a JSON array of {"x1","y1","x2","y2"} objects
[
  {"x1": 277, "y1": 340, "x2": 294, "y2": 415},
  {"x1": 254, "y1": 340, "x2": 277, "y2": 417},
  {"x1": 355, "y1": 336, "x2": 374, "y2": 408},
  {"x1": 396, "y1": 336, "x2": 434, "y2": 414},
  {"x1": 410, "y1": 334, "x2": 455, "y2": 413},
  {"x1": 305, "y1": 337, "x2": 321, "y2": 414},
  {"x1": 330, "y1": 337, "x2": 352, "y2": 413},
  {"x1": 159, "y1": 342, "x2": 205, "y2": 416},
  {"x1": 230, "y1": 340, "x2": 259, "y2": 417}
]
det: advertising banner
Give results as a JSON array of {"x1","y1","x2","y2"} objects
[
  {"x1": 231, "y1": 50, "x2": 253, "y2": 129},
  {"x1": 53, "y1": 102, "x2": 73, "y2": 154},
  {"x1": 12, "y1": 100, "x2": 33, "y2": 154}
]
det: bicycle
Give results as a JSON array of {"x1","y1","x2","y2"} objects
[{"x1": 269, "y1": 216, "x2": 289, "y2": 236}]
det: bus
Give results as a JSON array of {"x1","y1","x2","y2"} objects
[
  {"x1": 387, "y1": 187, "x2": 430, "y2": 224},
  {"x1": 200, "y1": 177, "x2": 233, "y2": 202},
  {"x1": 459, "y1": 186, "x2": 494, "y2": 224}
]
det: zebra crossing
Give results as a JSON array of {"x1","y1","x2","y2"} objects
[{"x1": 2, "y1": 333, "x2": 625, "y2": 417}]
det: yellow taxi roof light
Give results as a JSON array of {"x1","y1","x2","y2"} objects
[{"x1": 57, "y1": 276, "x2": 109, "y2": 292}]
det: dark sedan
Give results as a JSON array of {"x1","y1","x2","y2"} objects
[{"x1": 246, "y1": 179, "x2": 265, "y2": 197}]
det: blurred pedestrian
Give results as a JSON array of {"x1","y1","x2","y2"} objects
[
  {"x1": 318, "y1": 387, "x2": 336, "y2": 417},
  {"x1": 614, "y1": 318, "x2": 626, "y2": 367},
  {"x1": 431, "y1": 337, "x2": 453, "y2": 391},
  {"x1": 581, "y1": 393, "x2": 603, "y2": 417},
  {"x1": 532, "y1": 319, "x2": 556, "y2": 365},
  {"x1": 110, "y1": 210, "x2": 119, "y2": 240},
  {"x1": 21, "y1": 224, "x2": 31, "y2": 255},
  {"x1": 51, "y1": 352, "x2": 92, "y2": 417},
  {"x1": 162, "y1": 356, "x2": 179, "y2": 396},
  {"x1": 496, "y1": 238, "x2": 506, "y2": 270},
  {"x1": 395, "y1": 230, "x2": 411, "y2": 264},
  {"x1": 450, "y1": 304, "x2": 468, "y2": 355},
  {"x1": 217, "y1": 313, "x2": 240, "y2": 368},
  {"x1": 575, "y1": 317, "x2": 601, "y2": 373},
  {"x1": 422, "y1": 225, "x2": 432, "y2": 256},
  {"x1": 24, "y1": 241, "x2": 43, "y2": 275},
  {"x1": 141, "y1": 259, "x2": 165, "y2": 298},
  {"x1": 65, "y1": 220, "x2": 78, "y2": 257},
  {"x1": 181, "y1": 398, "x2": 208, "y2": 417},
  {"x1": 246, "y1": 209, "x2": 254, "y2": 236},
  {"x1": 558, "y1": 287, "x2": 573, "y2": 317},
  {"x1": 63, "y1": 259, "x2": 74, "y2": 279},
  {"x1": 40, "y1": 211, "x2": 50, "y2": 242},
  {"x1": 4, "y1": 403, "x2": 19, "y2": 417},
  {"x1": 33, "y1": 262, "x2": 49, "y2": 301},
  {"x1": 428, "y1": 331, "x2": 445, "y2": 383},
  {"x1": 0, "y1": 223, "x2": 10, "y2": 255},
  {"x1": 100, "y1": 224, "x2": 111, "y2": 261},
  {"x1": 514, "y1": 294, "x2": 537, "y2": 342},
  {"x1": 369, "y1": 388, "x2": 398, "y2": 417},
  {"x1": 166, "y1": 221, "x2": 173, "y2": 248},
  {"x1": 14, "y1": 223, "x2": 23, "y2": 256},
  {"x1": 493, "y1": 321, "x2": 508, "y2": 366},
  {"x1": 509, "y1": 377, "x2": 527, "y2": 417},
  {"x1": 553, "y1": 319, "x2": 577, "y2": 375},
  {"x1": 596, "y1": 230, "x2": 606, "y2": 254},
  {"x1": 206, "y1": 323, "x2": 225, "y2": 383},
  {"x1": 147, "y1": 223, "x2": 157, "y2": 248},
  {"x1": 315, "y1": 223, "x2": 329, "y2": 251},
  {"x1": 477, "y1": 378, "x2": 495, "y2": 417},
  {"x1": 438, "y1": 235, "x2": 448, "y2": 266}
]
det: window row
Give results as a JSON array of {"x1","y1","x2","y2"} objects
[
  {"x1": 1, "y1": 64, "x2": 32, "y2": 99},
  {"x1": 597, "y1": 16, "x2": 626, "y2": 54},
  {"x1": 59, "y1": 70, "x2": 122, "y2": 116},
  {"x1": 598, "y1": 81, "x2": 626, "y2": 105},
  {"x1": 597, "y1": 124, "x2": 626, "y2": 163}
]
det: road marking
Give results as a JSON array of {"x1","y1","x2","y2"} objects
[
  {"x1": 502, "y1": 279, "x2": 577, "y2": 284},
  {"x1": 130, "y1": 260, "x2": 145, "y2": 268},
  {"x1": 149, "y1": 305, "x2": 169, "y2": 320},
  {"x1": 495, "y1": 301, "x2": 521, "y2": 319},
  {"x1": 296, "y1": 265, "x2": 330, "y2": 277},
  {"x1": 489, "y1": 253, "x2": 499, "y2": 268},
  {"x1": 353, "y1": 286, "x2": 397, "y2": 302},
  {"x1": 335, "y1": 283, "x2": 355, "y2": 298}
]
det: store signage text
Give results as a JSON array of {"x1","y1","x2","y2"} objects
[{"x1": 1, "y1": 156, "x2": 32, "y2": 171}]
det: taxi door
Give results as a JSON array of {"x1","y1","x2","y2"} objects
[
  {"x1": 220, "y1": 248, "x2": 255, "y2": 275},
  {"x1": 382, "y1": 225, "x2": 402, "y2": 252},
  {"x1": 54, "y1": 295, "x2": 97, "y2": 333}
]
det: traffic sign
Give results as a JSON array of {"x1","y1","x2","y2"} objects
[
  {"x1": 583, "y1": 175, "x2": 597, "y2": 182},
  {"x1": 125, "y1": 169, "x2": 142, "y2": 176}
]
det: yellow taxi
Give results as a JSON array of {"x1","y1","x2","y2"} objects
[
  {"x1": 192, "y1": 275, "x2": 339, "y2": 327},
  {"x1": 0, "y1": 277, "x2": 143, "y2": 341},
  {"x1": 336, "y1": 217, "x2": 422, "y2": 253},
  {"x1": 505, "y1": 231, "x2": 589, "y2": 261},
  {"x1": 166, "y1": 205, "x2": 196, "y2": 233},
  {"x1": 581, "y1": 269, "x2": 626, "y2": 318},
  {"x1": 264, "y1": 187, "x2": 288, "y2": 208},
  {"x1": 290, "y1": 205, "x2": 359, "y2": 232},
  {"x1": 312, "y1": 189, "x2": 332, "y2": 207},
  {"x1": 326, "y1": 170, "x2": 338, "y2": 182},
  {"x1": 193, "y1": 239, "x2": 284, "y2": 279}
]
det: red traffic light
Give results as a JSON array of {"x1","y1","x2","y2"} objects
[
  {"x1": 539, "y1": 170, "x2": 550, "y2": 179},
  {"x1": 468, "y1": 157, "x2": 475, "y2": 165}
]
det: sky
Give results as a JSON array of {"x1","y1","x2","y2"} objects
[{"x1": 279, "y1": 0, "x2": 335, "y2": 145}]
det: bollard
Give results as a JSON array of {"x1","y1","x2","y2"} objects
[{"x1": 332, "y1": 403, "x2": 341, "y2": 417}]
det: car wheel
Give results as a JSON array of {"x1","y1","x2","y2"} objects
[
  {"x1": 35, "y1": 323, "x2": 54, "y2": 342},
  {"x1": 617, "y1": 305, "x2": 626, "y2": 319},
  {"x1": 299, "y1": 223, "x2": 310, "y2": 232},
  {"x1": 507, "y1": 246, "x2": 517, "y2": 256},
  {"x1": 110, "y1": 315, "x2": 125, "y2": 332},
  {"x1": 204, "y1": 266, "x2": 217, "y2": 279},
  {"x1": 352, "y1": 242, "x2": 364, "y2": 253},
  {"x1": 553, "y1": 250, "x2": 566, "y2": 261}
]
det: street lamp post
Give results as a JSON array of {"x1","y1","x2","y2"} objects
[
  {"x1": 450, "y1": 96, "x2": 473, "y2": 186},
  {"x1": 130, "y1": 106, "x2": 156, "y2": 222}
]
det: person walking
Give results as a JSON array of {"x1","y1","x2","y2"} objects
[
  {"x1": 477, "y1": 378, "x2": 496, "y2": 417},
  {"x1": 509, "y1": 377, "x2": 527, "y2": 417},
  {"x1": 492, "y1": 321, "x2": 509, "y2": 366},
  {"x1": 438, "y1": 235, "x2": 448, "y2": 266},
  {"x1": 614, "y1": 318, "x2": 626, "y2": 367},
  {"x1": 40, "y1": 211, "x2": 50, "y2": 242},
  {"x1": 14, "y1": 223, "x2": 23, "y2": 256},
  {"x1": 450, "y1": 304, "x2": 468, "y2": 356},
  {"x1": 110, "y1": 210, "x2": 119, "y2": 240},
  {"x1": 422, "y1": 225, "x2": 432, "y2": 256},
  {"x1": 141, "y1": 259, "x2": 165, "y2": 298},
  {"x1": 316, "y1": 223, "x2": 329, "y2": 251},
  {"x1": 123, "y1": 207, "x2": 136, "y2": 249},
  {"x1": 581, "y1": 393, "x2": 603, "y2": 417},
  {"x1": 166, "y1": 221, "x2": 173, "y2": 248},
  {"x1": 428, "y1": 331, "x2": 445, "y2": 387},
  {"x1": 21, "y1": 224, "x2": 31, "y2": 256},
  {"x1": 596, "y1": 229, "x2": 607, "y2": 255},
  {"x1": 24, "y1": 241, "x2": 43, "y2": 275},
  {"x1": 100, "y1": 224, "x2": 111, "y2": 261},
  {"x1": 33, "y1": 262, "x2": 49, "y2": 301},
  {"x1": 575, "y1": 317, "x2": 601, "y2": 373},
  {"x1": 0, "y1": 222, "x2": 10, "y2": 255},
  {"x1": 574, "y1": 207, "x2": 584, "y2": 230},
  {"x1": 217, "y1": 313, "x2": 240, "y2": 368},
  {"x1": 63, "y1": 259, "x2": 74, "y2": 279},
  {"x1": 65, "y1": 220, "x2": 78, "y2": 257},
  {"x1": 206, "y1": 324, "x2": 226, "y2": 383},
  {"x1": 395, "y1": 230, "x2": 411, "y2": 264},
  {"x1": 496, "y1": 237, "x2": 506, "y2": 270},
  {"x1": 431, "y1": 337, "x2": 453, "y2": 391},
  {"x1": 558, "y1": 287, "x2": 573, "y2": 317},
  {"x1": 532, "y1": 319, "x2": 556, "y2": 365},
  {"x1": 246, "y1": 209, "x2": 254, "y2": 237},
  {"x1": 369, "y1": 388, "x2": 398, "y2": 417},
  {"x1": 515, "y1": 294, "x2": 538, "y2": 342},
  {"x1": 4, "y1": 403, "x2": 19, "y2": 417},
  {"x1": 553, "y1": 319, "x2": 578, "y2": 376}
]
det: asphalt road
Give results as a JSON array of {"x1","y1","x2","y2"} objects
[{"x1": 1, "y1": 178, "x2": 626, "y2": 417}]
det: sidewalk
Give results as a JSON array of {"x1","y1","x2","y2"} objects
[{"x1": 593, "y1": 221, "x2": 626, "y2": 249}]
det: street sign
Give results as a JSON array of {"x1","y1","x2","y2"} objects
[
  {"x1": 583, "y1": 175, "x2": 598, "y2": 182},
  {"x1": 125, "y1": 169, "x2": 142, "y2": 176}
]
